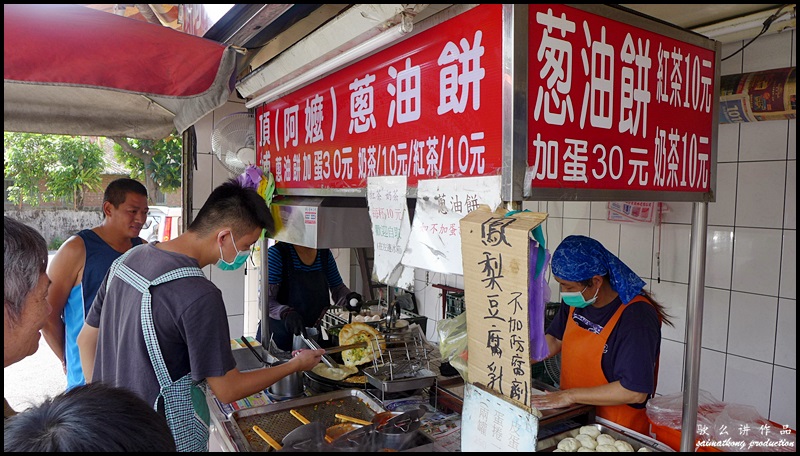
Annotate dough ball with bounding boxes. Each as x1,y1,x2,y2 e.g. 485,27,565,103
575,434,597,450
614,440,634,452
595,444,619,452
577,447,594,452
553,449,565,452
579,426,601,439
637,447,652,452
596,434,616,446
557,437,582,452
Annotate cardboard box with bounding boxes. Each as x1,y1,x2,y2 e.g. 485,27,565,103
460,205,547,411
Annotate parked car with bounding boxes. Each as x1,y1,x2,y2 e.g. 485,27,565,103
140,206,182,243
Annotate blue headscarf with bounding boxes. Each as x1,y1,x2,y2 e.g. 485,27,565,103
551,235,646,304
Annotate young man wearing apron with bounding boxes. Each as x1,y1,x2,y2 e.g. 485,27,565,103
78,179,323,452
530,235,674,435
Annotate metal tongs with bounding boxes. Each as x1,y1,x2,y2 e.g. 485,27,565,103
300,333,340,369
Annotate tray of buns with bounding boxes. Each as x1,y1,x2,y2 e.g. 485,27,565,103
536,422,672,452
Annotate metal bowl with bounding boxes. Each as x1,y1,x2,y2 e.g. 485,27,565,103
267,360,305,399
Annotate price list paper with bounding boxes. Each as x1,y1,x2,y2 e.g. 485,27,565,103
461,382,539,452
366,176,414,290
402,175,502,275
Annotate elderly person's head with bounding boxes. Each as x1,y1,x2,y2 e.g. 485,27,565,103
4,216,51,367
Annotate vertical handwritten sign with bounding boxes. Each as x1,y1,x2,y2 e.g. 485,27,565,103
366,176,414,290
402,175,502,275
460,205,547,410
461,382,539,452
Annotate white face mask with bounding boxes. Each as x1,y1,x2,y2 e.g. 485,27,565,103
215,231,250,271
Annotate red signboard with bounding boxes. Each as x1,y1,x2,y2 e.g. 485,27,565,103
528,5,716,193
255,4,504,190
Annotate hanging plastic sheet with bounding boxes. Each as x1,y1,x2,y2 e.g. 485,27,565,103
527,225,551,362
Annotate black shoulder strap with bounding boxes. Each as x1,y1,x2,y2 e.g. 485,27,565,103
275,242,292,281
322,248,331,270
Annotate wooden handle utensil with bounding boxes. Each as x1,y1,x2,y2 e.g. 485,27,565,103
252,425,282,451
334,413,372,426
290,409,333,443
289,409,310,424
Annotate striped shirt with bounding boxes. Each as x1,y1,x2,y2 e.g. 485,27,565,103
267,244,344,288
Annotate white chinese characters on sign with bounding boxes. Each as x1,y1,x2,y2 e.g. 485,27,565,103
255,6,500,190
529,6,714,193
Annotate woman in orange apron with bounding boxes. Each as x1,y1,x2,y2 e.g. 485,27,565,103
530,235,674,435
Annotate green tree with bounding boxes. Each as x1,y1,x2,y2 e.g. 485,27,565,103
4,132,54,208
4,133,105,210
111,132,182,203
47,136,104,210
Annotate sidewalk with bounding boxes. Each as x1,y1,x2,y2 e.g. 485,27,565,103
4,337,66,412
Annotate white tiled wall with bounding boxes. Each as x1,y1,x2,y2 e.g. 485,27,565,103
192,29,796,431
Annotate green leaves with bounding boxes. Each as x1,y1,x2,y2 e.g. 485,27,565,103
5,133,105,209
4,132,52,208
5,131,182,208
47,136,104,210
111,132,182,200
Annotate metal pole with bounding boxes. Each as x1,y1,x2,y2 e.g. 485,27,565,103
680,201,708,451
261,237,271,352
181,126,195,229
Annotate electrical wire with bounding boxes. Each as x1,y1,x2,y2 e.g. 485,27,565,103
720,5,793,62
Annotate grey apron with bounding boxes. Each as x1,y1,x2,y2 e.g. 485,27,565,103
108,253,210,452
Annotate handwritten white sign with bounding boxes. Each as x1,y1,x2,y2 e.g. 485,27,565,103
461,382,539,452
367,176,414,290
402,175,502,275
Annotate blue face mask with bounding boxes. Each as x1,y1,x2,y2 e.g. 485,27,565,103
561,285,599,308
215,231,250,271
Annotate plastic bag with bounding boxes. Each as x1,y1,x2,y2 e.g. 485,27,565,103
705,403,796,452
646,389,724,430
647,390,796,452
436,312,469,382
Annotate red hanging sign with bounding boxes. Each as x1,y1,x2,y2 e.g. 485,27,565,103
255,4,504,190
527,5,717,193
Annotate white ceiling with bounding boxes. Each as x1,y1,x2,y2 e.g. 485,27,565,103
621,3,794,43
621,4,783,30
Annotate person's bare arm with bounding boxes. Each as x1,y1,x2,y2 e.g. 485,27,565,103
41,236,85,371
76,323,100,383
530,380,648,410
205,349,323,404
546,333,562,358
